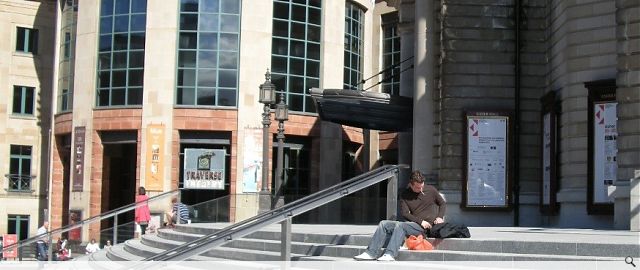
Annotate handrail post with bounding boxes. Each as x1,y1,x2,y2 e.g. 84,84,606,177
280,217,291,261
47,234,53,261
113,214,118,245
387,170,398,220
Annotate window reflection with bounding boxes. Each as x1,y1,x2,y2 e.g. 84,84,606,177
271,0,321,113
177,0,240,107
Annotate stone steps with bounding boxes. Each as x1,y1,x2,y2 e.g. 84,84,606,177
88,224,629,262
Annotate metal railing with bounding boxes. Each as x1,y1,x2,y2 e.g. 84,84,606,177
143,164,400,262
1,188,181,261
5,174,34,192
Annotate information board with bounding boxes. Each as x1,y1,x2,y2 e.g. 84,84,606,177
586,79,616,215
593,102,617,203
465,113,510,208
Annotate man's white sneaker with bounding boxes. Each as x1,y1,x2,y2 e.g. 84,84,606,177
353,252,376,261
376,254,395,261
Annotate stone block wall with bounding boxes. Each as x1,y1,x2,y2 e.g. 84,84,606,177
549,0,618,228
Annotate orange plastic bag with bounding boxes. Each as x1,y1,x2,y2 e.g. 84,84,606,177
405,234,433,251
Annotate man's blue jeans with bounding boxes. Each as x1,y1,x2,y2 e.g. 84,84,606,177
36,241,47,260
364,220,424,258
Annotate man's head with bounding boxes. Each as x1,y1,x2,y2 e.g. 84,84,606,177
171,197,178,204
409,170,425,193
43,221,49,228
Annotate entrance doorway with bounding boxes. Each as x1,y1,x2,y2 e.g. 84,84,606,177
272,136,311,223
178,131,231,204
57,135,71,236
101,140,137,241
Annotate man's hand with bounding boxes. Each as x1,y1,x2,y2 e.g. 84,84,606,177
434,217,445,224
421,220,432,229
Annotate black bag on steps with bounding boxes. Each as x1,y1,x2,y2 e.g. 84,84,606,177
426,222,471,238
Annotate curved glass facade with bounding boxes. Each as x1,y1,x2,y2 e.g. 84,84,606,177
58,0,78,113
381,12,400,96
176,0,241,107
343,2,363,90
271,0,321,113
97,0,147,107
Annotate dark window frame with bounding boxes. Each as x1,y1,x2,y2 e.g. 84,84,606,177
8,145,33,192
12,86,35,116
175,0,242,107
96,0,147,107
270,0,322,113
16,27,38,54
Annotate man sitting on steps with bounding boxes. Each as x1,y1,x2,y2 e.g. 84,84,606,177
165,197,189,227
354,170,446,261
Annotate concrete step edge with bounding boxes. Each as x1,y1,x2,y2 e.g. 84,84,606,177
106,244,143,261
208,246,349,261
124,239,165,259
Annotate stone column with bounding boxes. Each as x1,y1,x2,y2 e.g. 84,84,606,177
616,0,640,230
412,0,435,175
397,1,415,191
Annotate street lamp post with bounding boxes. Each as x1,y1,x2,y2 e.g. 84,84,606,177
258,70,276,212
274,93,288,208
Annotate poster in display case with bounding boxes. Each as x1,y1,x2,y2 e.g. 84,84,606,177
586,79,616,215
463,112,512,209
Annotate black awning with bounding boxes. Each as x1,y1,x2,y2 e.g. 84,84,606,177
309,88,412,132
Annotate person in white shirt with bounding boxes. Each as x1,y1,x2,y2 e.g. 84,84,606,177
36,221,49,260
85,238,100,254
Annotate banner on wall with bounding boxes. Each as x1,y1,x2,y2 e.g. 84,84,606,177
593,102,617,204
242,127,263,193
72,126,86,192
145,124,165,191
183,148,226,190
465,113,509,208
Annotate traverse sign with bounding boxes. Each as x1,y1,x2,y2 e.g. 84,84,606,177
183,148,226,190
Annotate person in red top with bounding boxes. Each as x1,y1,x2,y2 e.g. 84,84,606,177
135,186,151,235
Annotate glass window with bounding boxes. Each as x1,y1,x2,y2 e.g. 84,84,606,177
97,0,147,107
198,33,217,50
176,0,241,107
64,32,71,59
115,0,130,14
9,145,32,191
270,0,321,113
8,215,30,240
181,0,198,12
130,14,146,32
220,0,239,14
201,0,219,13
15,27,38,54
344,2,363,90
381,12,400,95
131,0,147,12
12,86,35,115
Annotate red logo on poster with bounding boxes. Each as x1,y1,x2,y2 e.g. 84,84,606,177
2,234,18,258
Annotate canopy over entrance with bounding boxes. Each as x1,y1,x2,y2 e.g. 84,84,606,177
309,88,412,132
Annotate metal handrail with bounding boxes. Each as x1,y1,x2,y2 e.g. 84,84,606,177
142,164,400,262
4,174,35,192
1,188,182,260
